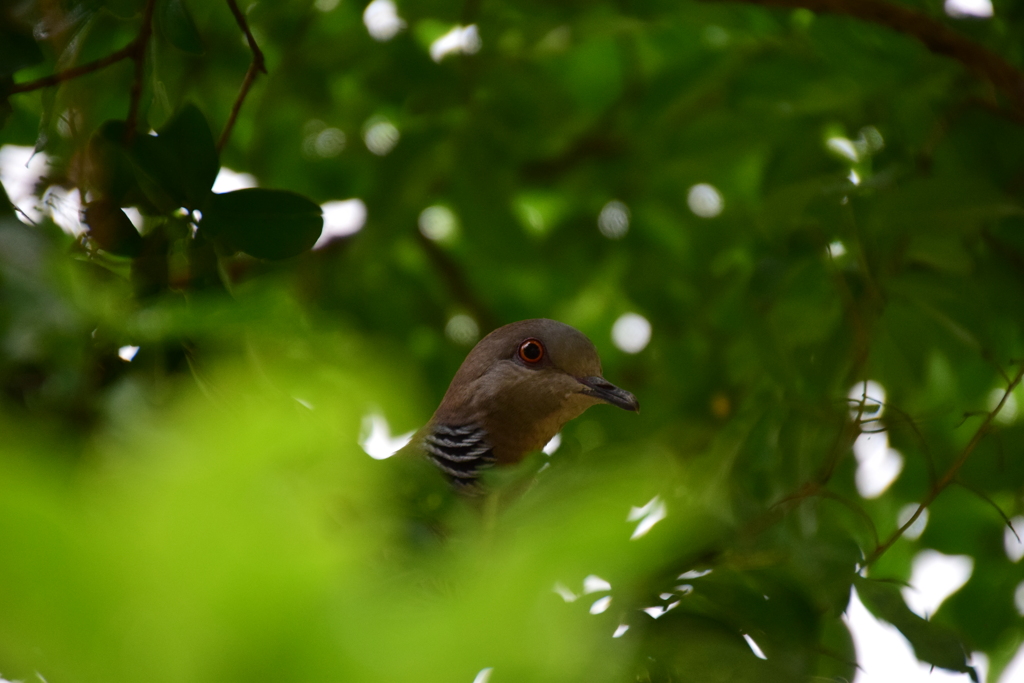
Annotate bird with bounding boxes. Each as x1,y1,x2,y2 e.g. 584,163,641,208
408,318,639,493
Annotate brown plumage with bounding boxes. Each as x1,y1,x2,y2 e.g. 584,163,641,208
410,319,639,492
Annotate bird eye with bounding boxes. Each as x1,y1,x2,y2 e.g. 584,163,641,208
518,339,544,363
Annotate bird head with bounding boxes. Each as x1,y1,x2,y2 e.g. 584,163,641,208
430,319,639,467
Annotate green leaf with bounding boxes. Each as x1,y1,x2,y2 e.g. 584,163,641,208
199,188,323,260
157,0,205,54
131,103,219,211
815,617,857,683
855,577,978,681
84,198,143,257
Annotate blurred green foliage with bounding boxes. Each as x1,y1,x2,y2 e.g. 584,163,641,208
1,0,1024,681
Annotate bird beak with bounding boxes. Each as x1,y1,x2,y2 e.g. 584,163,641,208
577,376,640,413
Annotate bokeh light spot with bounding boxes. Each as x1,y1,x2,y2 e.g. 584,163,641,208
945,0,993,18
826,136,860,163
686,183,723,218
445,314,479,346
827,240,847,259
1005,516,1024,562
542,432,561,455
430,25,481,62
743,634,768,660
43,186,84,236
363,118,400,156
124,207,144,231
589,596,612,614
315,199,367,248
902,550,973,618
419,205,458,242
0,145,48,223
679,569,711,580
213,167,257,193
583,575,611,594
848,380,886,420
612,313,651,354
359,413,414,460
553,582,578,602
897,504,929,541
628,495,667,539
363,0,405,41
643,601,679,619
988,387,1019,424
597,200,629,239
860,126,885,154
853,431,903,499
314,128,346,157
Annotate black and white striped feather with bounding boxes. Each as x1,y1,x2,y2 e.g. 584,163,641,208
423,423,495,491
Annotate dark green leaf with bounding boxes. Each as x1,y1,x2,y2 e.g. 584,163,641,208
84,198,143,257
200,188,322,260
157,0,205,54
0,25,44,79
131,103,219,211
855,577,978,681
815,617,857,683
86,121,137,203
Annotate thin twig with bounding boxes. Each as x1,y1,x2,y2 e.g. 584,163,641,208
764,481,880,547
817,382,870,483
769,480,822,512
699,0,1024,117
9,46,136,94
10,0,157,102
820,490,881,548
415,230,499,334
218,0,268,152
955,410,989,429
954,480,1020,542
125,0,158,142
10,0,157,144
867,363,1024,565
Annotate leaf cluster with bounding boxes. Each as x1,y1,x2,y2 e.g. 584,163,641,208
1,0,1024,681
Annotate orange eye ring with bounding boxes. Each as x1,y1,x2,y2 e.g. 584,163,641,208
518,338,544,363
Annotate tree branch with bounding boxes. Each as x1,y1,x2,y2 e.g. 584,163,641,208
125,0,158,142
415,230,498,334
700,0,1024,117
9,46,135,95
10,0,158,107
218,0,268,152
867,363,1024,565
